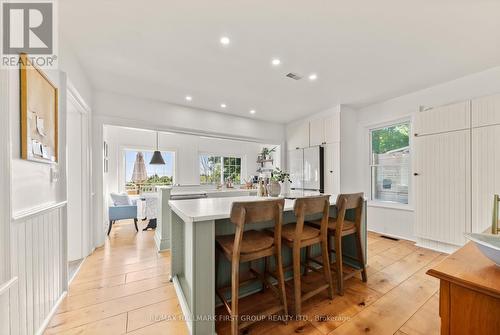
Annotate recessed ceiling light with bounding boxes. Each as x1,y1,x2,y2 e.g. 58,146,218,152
220,36,230,45
185,96,192,101
220,103,227,108
308,73,318,81
249,109,256,115
271,58,281,66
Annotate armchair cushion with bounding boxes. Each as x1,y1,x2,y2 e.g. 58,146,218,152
110,192,132,206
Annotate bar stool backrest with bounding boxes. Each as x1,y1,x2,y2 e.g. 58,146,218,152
294,195,331,239
335,193,364,231
230,199,285,256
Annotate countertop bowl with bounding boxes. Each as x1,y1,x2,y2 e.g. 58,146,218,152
464,233,500,266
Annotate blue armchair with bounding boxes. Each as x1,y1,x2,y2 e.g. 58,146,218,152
108,194,138,235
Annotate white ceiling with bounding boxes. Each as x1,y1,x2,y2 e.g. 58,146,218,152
60,0,500,123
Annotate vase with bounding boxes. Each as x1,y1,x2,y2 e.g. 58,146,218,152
267,181,281,197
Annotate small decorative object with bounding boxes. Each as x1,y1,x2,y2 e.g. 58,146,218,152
269,168,291,197
20,53,58,163
260,146,277,160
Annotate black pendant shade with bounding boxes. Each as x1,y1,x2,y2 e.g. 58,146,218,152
150,131,166,165
150,150,165,165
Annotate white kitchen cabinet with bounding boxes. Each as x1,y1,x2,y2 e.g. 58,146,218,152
414,129,471,246
472,124,500,233
324,113,340,143
287,122,309,150
323,143,340,195
472,93,500,128
414,101,470,136
309,117,325,146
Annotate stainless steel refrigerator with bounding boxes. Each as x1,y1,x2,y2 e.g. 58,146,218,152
288,146,324,193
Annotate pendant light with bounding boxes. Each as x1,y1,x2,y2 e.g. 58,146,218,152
150,131,165,165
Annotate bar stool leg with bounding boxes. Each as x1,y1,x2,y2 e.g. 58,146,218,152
334,234,344,295
321,237,334,300
355,229,367,282
274,249,288,324
231,258,240,335
292,243,302,315
303,246,312,276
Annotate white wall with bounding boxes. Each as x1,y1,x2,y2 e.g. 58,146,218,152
3,38,94,334
104,126,274,193
355,65,500,244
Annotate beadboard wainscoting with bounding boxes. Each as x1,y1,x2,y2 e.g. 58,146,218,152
10,202,68,335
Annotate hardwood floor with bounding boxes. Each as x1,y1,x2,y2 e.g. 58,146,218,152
44,220,188,335
45,220,443,335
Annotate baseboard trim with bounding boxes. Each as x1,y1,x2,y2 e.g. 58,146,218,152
35,290,67,335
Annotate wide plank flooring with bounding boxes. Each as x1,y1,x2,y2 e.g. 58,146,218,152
45,220,443,335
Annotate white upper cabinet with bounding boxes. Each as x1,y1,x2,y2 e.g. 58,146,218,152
472,93,500,128
324,113,340,143
287,122,309,150
414,101,470,136
309,117,325,146
307,112,341,147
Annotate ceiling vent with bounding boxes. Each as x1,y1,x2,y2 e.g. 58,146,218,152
286,72,302,80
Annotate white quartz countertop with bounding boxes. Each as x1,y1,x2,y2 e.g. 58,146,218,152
171,188,257,196
169,194,339,223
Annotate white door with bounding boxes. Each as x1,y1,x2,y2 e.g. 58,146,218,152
67,94,91,261
414,130,471,246
288,149,304,189
472,124,500,233
324,143,340,195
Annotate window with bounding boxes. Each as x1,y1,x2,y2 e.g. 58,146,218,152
124,150,174,193
200,154,241,184
370,122,410,205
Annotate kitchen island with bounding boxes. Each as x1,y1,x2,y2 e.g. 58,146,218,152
168,195,367,335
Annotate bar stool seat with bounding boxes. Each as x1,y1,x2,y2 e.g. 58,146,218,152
308,218,356,236
216,230,274,255
269,223,320,243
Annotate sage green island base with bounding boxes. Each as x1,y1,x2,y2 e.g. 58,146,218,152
169,196,366,335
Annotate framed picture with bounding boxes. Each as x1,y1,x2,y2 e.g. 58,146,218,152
20,53,59,163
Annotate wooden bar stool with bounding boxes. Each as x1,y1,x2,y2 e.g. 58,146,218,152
270,195,334,315
215,199,288,335
308,193,367,295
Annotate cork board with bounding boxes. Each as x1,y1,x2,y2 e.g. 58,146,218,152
20,53,59,163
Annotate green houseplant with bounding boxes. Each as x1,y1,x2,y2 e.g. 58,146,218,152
268,168,291,197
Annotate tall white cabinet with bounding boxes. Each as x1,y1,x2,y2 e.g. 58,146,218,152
414,94,500,249
472,93,500,234
286,109,341,195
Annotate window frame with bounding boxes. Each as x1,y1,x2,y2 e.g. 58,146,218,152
367,118,413,210
199,153,244,185
120,145,177,192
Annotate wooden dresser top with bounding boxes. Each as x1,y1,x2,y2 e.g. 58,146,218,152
427,242,500,298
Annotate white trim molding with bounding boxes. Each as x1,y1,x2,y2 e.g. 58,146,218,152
12,201,68,223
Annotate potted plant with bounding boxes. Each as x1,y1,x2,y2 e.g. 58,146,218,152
260,146,277,160
268,167,291,197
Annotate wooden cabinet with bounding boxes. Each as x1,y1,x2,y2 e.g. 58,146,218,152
427,243,500,335
414,101,470,136
287,122,309,150
472,93,500,127
323,143,340,195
